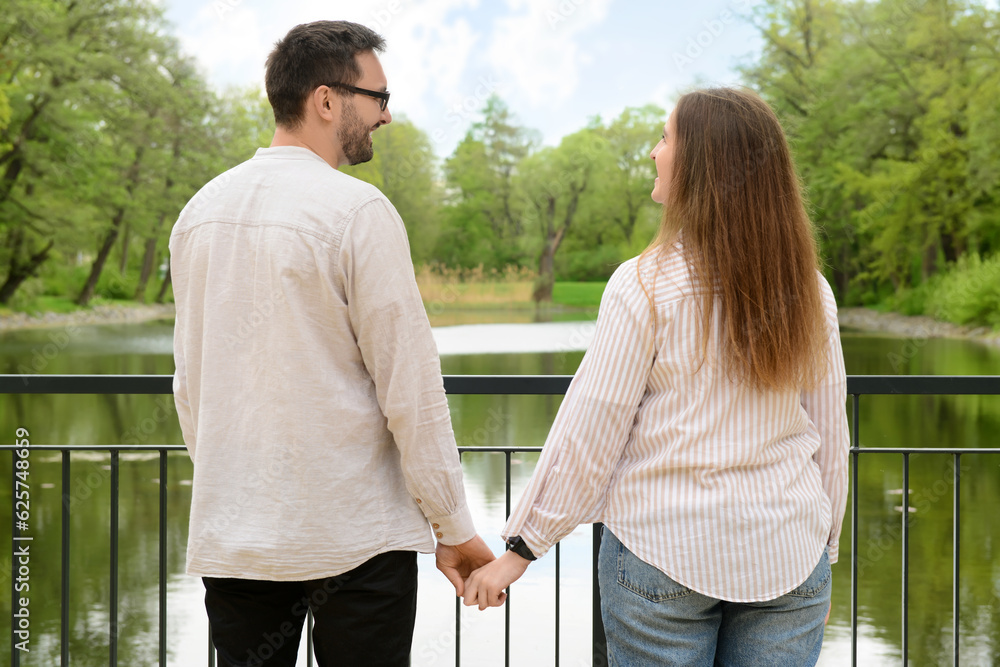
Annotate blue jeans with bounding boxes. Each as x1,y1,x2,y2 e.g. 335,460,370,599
598,529,830,667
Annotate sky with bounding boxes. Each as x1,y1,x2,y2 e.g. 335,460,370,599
156,0,765,157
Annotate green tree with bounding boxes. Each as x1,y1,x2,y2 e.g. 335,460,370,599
517,128,611,302
437,96,539,270
344,117,441,264
744,0,1000,304
0,0,172,305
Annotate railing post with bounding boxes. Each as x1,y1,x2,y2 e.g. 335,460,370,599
11,449,22,667
850,394,859,667
110,450,119,667
62,450,71,666
953,453,961,666
901,453,910,664
159,450,168,667
593,523,606,667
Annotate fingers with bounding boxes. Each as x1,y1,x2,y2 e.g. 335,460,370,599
461,581,506,610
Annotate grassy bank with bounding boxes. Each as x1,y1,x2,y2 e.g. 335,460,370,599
415,265,607,310
0,275,609,325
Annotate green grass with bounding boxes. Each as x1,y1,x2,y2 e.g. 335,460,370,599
10,296,82,315
552,281,607,308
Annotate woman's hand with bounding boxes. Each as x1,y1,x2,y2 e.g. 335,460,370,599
462,550,532,610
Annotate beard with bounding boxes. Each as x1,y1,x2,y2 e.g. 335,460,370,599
338,100,374,165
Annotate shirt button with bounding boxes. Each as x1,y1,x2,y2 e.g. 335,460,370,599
432,523,440,529
436,532,443,539
415,499,422,504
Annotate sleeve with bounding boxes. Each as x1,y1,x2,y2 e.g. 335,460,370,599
338,197,476,546
501,261,656,558
168,242,197,459
800,274,850,564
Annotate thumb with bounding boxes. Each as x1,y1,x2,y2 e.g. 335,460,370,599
442,567,465,597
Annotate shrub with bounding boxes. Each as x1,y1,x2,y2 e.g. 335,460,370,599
924,254,1000,328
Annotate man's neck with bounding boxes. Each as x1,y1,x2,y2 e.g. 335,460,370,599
270,126,344,169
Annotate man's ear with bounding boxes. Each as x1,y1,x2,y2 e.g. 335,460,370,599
311,86,337,122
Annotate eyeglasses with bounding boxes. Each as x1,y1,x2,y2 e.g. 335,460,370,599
326,82,390,111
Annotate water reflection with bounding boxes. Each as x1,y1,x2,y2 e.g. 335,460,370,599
0,320,998,664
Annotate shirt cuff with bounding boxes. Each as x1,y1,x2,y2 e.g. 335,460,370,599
500,524,552,560
827,541,839,564
424,504,476,546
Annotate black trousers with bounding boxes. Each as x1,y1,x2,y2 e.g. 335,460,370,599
203,550,418,667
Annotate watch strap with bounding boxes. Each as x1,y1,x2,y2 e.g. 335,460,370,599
506,535,537,561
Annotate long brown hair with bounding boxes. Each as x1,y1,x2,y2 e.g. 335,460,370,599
642,87,826,391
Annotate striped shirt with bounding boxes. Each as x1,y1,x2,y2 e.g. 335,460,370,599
502,243,849,602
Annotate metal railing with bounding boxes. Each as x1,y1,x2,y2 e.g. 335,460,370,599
2,373,1000,666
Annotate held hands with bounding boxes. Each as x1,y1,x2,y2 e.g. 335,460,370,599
462,549,531,610
436,535,496,597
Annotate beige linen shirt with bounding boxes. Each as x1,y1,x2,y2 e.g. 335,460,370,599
170,146,475,581
503,244,849,602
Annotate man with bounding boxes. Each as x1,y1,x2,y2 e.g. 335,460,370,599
169,21,495,667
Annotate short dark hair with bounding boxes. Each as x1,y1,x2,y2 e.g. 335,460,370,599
265,21,386,129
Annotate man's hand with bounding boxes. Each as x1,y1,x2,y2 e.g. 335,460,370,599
463,549,531,610
436,535,496,597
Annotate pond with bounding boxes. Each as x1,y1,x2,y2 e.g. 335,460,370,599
0,313,998,666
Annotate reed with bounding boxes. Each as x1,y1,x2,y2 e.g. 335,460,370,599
415,264,536,307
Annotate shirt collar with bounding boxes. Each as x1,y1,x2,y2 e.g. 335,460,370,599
252,146,329,165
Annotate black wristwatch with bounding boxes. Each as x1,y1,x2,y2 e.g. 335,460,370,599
506,536,537,561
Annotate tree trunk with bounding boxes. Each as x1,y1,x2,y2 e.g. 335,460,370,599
155,264,171,304
0,230,54,304
533,243,557,302
77,209,125,306
532,195,558,303
118,222,131,273
139,136,180,303
77,147,145,306
134,235,159,303
532,185,583,303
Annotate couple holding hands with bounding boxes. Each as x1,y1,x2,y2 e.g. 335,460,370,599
170,20,847,667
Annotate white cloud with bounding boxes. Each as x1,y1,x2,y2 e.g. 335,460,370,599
174,1,269,86
170,0,483,136
487,0,614,107
377,2,481,126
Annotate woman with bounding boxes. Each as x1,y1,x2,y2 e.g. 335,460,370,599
463,87,849,666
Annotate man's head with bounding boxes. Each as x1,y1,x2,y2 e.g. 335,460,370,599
266,21,391,166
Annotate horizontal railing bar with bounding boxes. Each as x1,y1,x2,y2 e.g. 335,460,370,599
3,444,998,455
849,447,1000,454
0,374,172,394
0,445,186,451
4,374,1000,395
847,375,1000,394
458,446,542,453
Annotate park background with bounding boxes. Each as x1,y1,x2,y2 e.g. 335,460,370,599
0,0,999,323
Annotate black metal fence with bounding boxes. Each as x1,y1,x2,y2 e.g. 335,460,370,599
2,373,999,666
